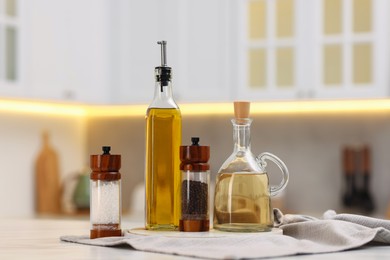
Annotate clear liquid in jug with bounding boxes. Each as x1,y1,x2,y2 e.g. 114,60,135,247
213,172,273,232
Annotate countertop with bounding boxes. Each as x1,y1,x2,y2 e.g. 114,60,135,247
0,217,389,259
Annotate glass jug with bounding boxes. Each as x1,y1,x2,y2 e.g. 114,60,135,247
213,101,289,232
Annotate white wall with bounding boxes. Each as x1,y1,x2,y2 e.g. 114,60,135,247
3,109,389,218
0,111,86,217
87,112,390,218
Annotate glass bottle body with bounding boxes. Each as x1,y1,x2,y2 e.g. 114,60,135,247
90,179,122,238
213,119,273,232
145,79,182,230
180,170,210,231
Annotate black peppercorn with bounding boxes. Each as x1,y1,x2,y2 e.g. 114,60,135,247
179,137,210,232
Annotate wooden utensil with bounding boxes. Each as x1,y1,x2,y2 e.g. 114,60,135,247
35,131,62,214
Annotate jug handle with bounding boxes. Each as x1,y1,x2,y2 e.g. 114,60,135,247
256,152,289,197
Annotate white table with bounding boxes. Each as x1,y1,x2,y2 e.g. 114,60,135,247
0,217,389,259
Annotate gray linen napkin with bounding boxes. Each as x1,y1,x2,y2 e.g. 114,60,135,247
274,209,390,244
61,210,390,259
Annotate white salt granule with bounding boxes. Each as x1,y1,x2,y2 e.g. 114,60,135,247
91,180,121,224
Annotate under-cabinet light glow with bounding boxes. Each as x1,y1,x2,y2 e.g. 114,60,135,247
85,105,147,117
82,99,390,116
0,99,86,116
2,98,390,117
250,99,390,115
183,100,390,115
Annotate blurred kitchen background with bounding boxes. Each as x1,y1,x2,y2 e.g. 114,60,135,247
1,0,390,219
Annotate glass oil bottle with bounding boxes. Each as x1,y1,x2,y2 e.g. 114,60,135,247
213,101,289,232
145,41,182,230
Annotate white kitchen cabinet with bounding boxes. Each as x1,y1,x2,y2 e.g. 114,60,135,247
0,0,233,104
235,0,390,101
108,0,186,104
26,0,110,103
235,0,299,101
110,0,232,104
173,0,231,103
0,0,26,97
2,0,389,104
0,0,110,103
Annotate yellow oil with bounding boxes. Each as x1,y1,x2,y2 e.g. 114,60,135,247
213,172,273,232
145,108,181,230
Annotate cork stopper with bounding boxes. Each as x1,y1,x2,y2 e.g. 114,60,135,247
234,101,250,119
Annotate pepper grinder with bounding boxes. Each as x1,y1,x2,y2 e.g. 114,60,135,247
90,146,122,239
180,137,210,232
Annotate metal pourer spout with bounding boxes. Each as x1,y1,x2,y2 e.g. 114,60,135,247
157,41,167,67
156,41,171,90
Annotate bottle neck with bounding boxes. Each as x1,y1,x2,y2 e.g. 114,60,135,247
154,80,173,99
149,80,178,109
232,118,252,152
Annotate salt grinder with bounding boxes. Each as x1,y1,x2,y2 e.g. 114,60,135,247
180,137,210,232
90,146,122,239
